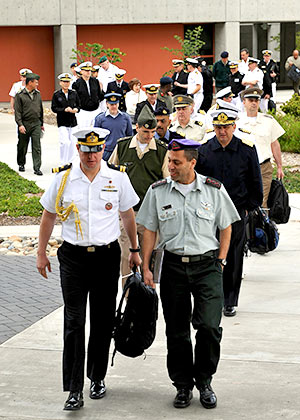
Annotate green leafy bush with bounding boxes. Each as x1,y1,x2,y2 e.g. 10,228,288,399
0,162,44,217
271,113,300,153
281,94,300,117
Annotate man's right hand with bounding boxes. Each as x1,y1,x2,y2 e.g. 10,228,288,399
19,125,26,134
37,254,52,279
143,267,155,289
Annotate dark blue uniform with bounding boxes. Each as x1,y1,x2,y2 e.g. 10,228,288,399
196,135,263,307
106,80,130,112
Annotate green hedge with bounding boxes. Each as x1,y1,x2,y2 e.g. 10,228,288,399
0,162,44,217
272,113,300,153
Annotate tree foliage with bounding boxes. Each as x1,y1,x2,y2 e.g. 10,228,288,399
161,26,205,59
70,42,126,64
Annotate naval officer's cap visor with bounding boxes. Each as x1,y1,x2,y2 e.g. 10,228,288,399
79,144,104,152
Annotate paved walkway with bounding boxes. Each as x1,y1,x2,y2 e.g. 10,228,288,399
1,102,300,419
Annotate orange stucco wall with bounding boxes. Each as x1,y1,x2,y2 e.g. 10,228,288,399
77,24,184,84
2,26,54,102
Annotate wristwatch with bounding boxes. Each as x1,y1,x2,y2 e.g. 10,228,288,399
216,258,227,267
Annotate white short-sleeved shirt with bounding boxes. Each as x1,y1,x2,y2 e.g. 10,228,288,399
97,63,119,92
40,160,139,246
187,69,203,94
237,112,285,162
242,68,264,90
9,81,24,97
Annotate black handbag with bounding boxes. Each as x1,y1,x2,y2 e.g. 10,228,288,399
267,179,291,224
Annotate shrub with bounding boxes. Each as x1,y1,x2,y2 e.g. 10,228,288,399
272,113,300,153
281,94,300,118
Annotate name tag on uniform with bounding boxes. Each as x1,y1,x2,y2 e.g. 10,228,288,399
234,78,240,82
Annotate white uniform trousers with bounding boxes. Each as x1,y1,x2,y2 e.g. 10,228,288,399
58,126,77,164
193,92,204,113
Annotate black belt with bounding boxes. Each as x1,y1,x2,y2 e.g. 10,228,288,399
260,158,271,165
63,240,118,253
164,249,217,264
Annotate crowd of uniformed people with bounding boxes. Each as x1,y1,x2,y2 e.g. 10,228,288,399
9,47,289,412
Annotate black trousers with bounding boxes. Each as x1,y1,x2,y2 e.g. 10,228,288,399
200,94,213,112
160,252,223,390
223,213,247,307
57,240,120,392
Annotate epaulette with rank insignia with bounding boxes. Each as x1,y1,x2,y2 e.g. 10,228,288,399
152,179,167,189
195,120,203,126
205,176,222,189
206,128,214,133
238,127,251,134
52,163,72,173
263,114,273,119
198,109,206,115
117,136,132,143
241,138,254,147
107,163,127,172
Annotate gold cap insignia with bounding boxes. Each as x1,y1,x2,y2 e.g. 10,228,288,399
163,109,167,114
217,113,228,122
254,91,258,95
145,123,149,128
178,96,183,102
111,96,117,101
86,132,98,143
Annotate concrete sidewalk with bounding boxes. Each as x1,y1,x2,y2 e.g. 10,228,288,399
0,219,300,419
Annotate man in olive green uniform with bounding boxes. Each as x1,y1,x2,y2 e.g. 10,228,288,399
137,138,240,411
109,106,169,284
14,73,44,175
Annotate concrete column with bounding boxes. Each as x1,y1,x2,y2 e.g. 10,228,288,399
252,24,258,58
215,22,240,61
53,25,77,90
268,23,280,62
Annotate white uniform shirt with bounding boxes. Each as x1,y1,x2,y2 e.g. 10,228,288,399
40,160,139,246
237,112,285,163
242,67,264,89
170,118,206,142
238,59,249,75
9,81,24,97
97,63,119,92
187,69,203,95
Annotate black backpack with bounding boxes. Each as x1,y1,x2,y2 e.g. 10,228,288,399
111,269,158,365
267,179,291,224
246,207,279,255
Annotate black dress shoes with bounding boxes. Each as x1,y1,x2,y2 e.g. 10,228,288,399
34,170,43,176
173,388,193,408
199,384,217,409
63,391,84,411
90,380,106,399
223,306,236,317
19,165,25,172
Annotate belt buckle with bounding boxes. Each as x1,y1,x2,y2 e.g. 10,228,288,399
181,256,190,263
87,246,96,253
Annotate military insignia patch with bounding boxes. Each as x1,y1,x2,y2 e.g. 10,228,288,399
205,177,222,189
52,163,72,173
152,179,167,189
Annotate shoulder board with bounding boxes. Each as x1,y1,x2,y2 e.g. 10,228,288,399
195,120,203,127
155,139,168,148
52,163,72,174
206,128,214,133
117,136,133,143
263,113,273,119
198,109,206,115
238,127,251,134
209,104,215,111
241,138,254,147
107,163,127,173
152,179,167,189
200,139,208,145
183,70,188,73
205,177,222,189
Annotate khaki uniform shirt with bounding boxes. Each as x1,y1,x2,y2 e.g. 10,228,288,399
136,174,240,255
170,118,205,142
237,112,285,163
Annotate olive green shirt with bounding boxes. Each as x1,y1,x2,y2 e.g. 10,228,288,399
157,89,173,113
14,88,43,128
136,173,240,255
